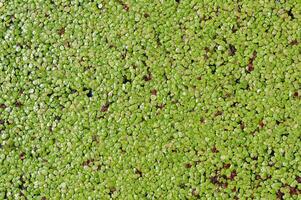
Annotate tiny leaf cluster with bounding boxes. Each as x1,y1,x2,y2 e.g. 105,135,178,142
0,0,300,199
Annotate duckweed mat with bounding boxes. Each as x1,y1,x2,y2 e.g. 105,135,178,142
0,0,301,199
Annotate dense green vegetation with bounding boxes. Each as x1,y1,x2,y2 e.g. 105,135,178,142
0,0,300,199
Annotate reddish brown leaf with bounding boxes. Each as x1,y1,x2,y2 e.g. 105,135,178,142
123,4,129,11
290,39,299,45
58,27,65,36
15,101,23,108
191,188,200,197
247,63,254,72
232,26,238,33
259,120,265,128
19,152,25,160
101,104,109,112
82,159,94,167
0,103,7,109
211,146,219,153
223,163,231,169
293,91,299,97
143,73,152,81
151,89,157,96
276,190,284,200
200,117,206,124
289,186,298,195
252,156,258,160
210,176,219,184
229,170,237,180
214,111,223,117
229,44,236,56
185,163,192,168
240,122,245,130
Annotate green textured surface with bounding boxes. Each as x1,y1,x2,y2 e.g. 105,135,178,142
0,0,301,199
